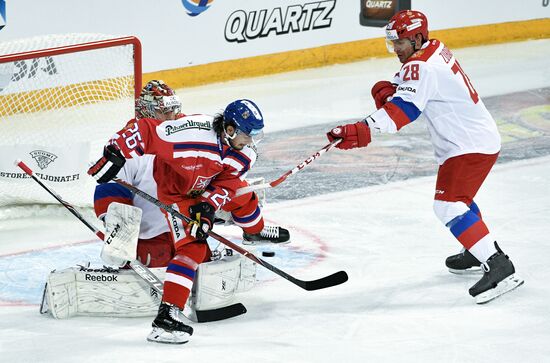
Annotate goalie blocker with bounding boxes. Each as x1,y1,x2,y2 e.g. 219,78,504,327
41,253,256,321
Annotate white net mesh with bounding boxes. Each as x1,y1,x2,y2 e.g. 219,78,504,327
0,34,138,219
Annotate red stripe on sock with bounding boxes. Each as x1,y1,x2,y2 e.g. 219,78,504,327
457,219,490,249
163,281,191,309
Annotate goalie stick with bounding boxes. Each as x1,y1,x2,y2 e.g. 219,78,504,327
113,177,348,291
235,138,341,196
15,159,164,294
16,160,247,323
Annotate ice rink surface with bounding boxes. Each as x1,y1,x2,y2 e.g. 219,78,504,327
0,39,549,362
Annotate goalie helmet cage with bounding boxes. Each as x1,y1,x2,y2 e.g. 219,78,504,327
0,34,142,219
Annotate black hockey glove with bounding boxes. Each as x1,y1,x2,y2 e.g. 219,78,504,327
186,202,215,240
88,144,126,184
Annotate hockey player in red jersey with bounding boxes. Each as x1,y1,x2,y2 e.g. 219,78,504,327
93,81,289,268
89,92,276,344
326,10,523,304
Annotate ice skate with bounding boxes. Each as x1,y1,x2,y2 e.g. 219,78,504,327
469,243,524,304
445,248,481,274
243,225,290,245
147,302,193,344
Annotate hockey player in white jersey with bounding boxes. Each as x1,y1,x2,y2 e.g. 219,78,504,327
326,10,523,304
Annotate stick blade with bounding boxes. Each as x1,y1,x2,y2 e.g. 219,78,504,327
303,271,348,291
195,303,247,323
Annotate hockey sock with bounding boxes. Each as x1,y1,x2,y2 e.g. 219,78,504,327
163,259,196,309
446,210,497,262
469,200,482,219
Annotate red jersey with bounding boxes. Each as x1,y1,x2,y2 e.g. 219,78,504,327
109,114,257,210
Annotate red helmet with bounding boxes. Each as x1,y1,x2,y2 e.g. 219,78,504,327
135,80,181,119
385,10,429,43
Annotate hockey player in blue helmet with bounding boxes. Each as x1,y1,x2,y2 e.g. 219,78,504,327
214,99,265,150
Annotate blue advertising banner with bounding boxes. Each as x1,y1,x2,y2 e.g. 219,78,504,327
0,0,6,31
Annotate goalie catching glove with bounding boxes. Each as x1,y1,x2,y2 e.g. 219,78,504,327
327,121,372,150
186,202,215,240
88,144,126,184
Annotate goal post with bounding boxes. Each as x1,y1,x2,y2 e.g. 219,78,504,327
0,34,142,218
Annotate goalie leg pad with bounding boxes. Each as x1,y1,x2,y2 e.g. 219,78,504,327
237,255,257,293
183,254,256,322
101,202,142,267
42,265,165,319
189,255,241,311
41,268,78,319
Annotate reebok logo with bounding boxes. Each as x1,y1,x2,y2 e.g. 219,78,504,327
78,265,118,273
85,273,118,282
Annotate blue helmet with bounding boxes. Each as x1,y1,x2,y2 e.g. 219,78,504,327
223,99,264,136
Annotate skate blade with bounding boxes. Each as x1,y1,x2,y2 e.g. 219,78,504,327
147,327,191,345
475,274,524,304
242,239,291,246
448,267,482,275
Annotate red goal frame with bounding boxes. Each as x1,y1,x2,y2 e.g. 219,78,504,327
0,36,143,98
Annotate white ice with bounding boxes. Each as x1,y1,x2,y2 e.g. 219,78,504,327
0,40,549,362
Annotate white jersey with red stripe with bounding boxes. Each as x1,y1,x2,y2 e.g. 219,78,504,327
118,156,169,239
368,39,501,165
109,113,257,210
93,155,168,239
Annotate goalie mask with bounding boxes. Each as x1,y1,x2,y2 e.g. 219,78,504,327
135,80,182,119
222,99,265,147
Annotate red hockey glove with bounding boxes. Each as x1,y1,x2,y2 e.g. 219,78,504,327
326,122,371,150
186,202,215,240
88,145,126,184
371,81,396,109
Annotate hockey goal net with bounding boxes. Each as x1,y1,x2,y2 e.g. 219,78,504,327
0,34,141,219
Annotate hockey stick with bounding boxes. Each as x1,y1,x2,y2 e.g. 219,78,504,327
15,160,164,294
17,160,246,322
113,177,348,291
235,138,342,196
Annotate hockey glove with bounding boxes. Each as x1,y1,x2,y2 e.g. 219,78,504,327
371,80,396,109
186,202,215,240
326,121,372,150
88,144,126,184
